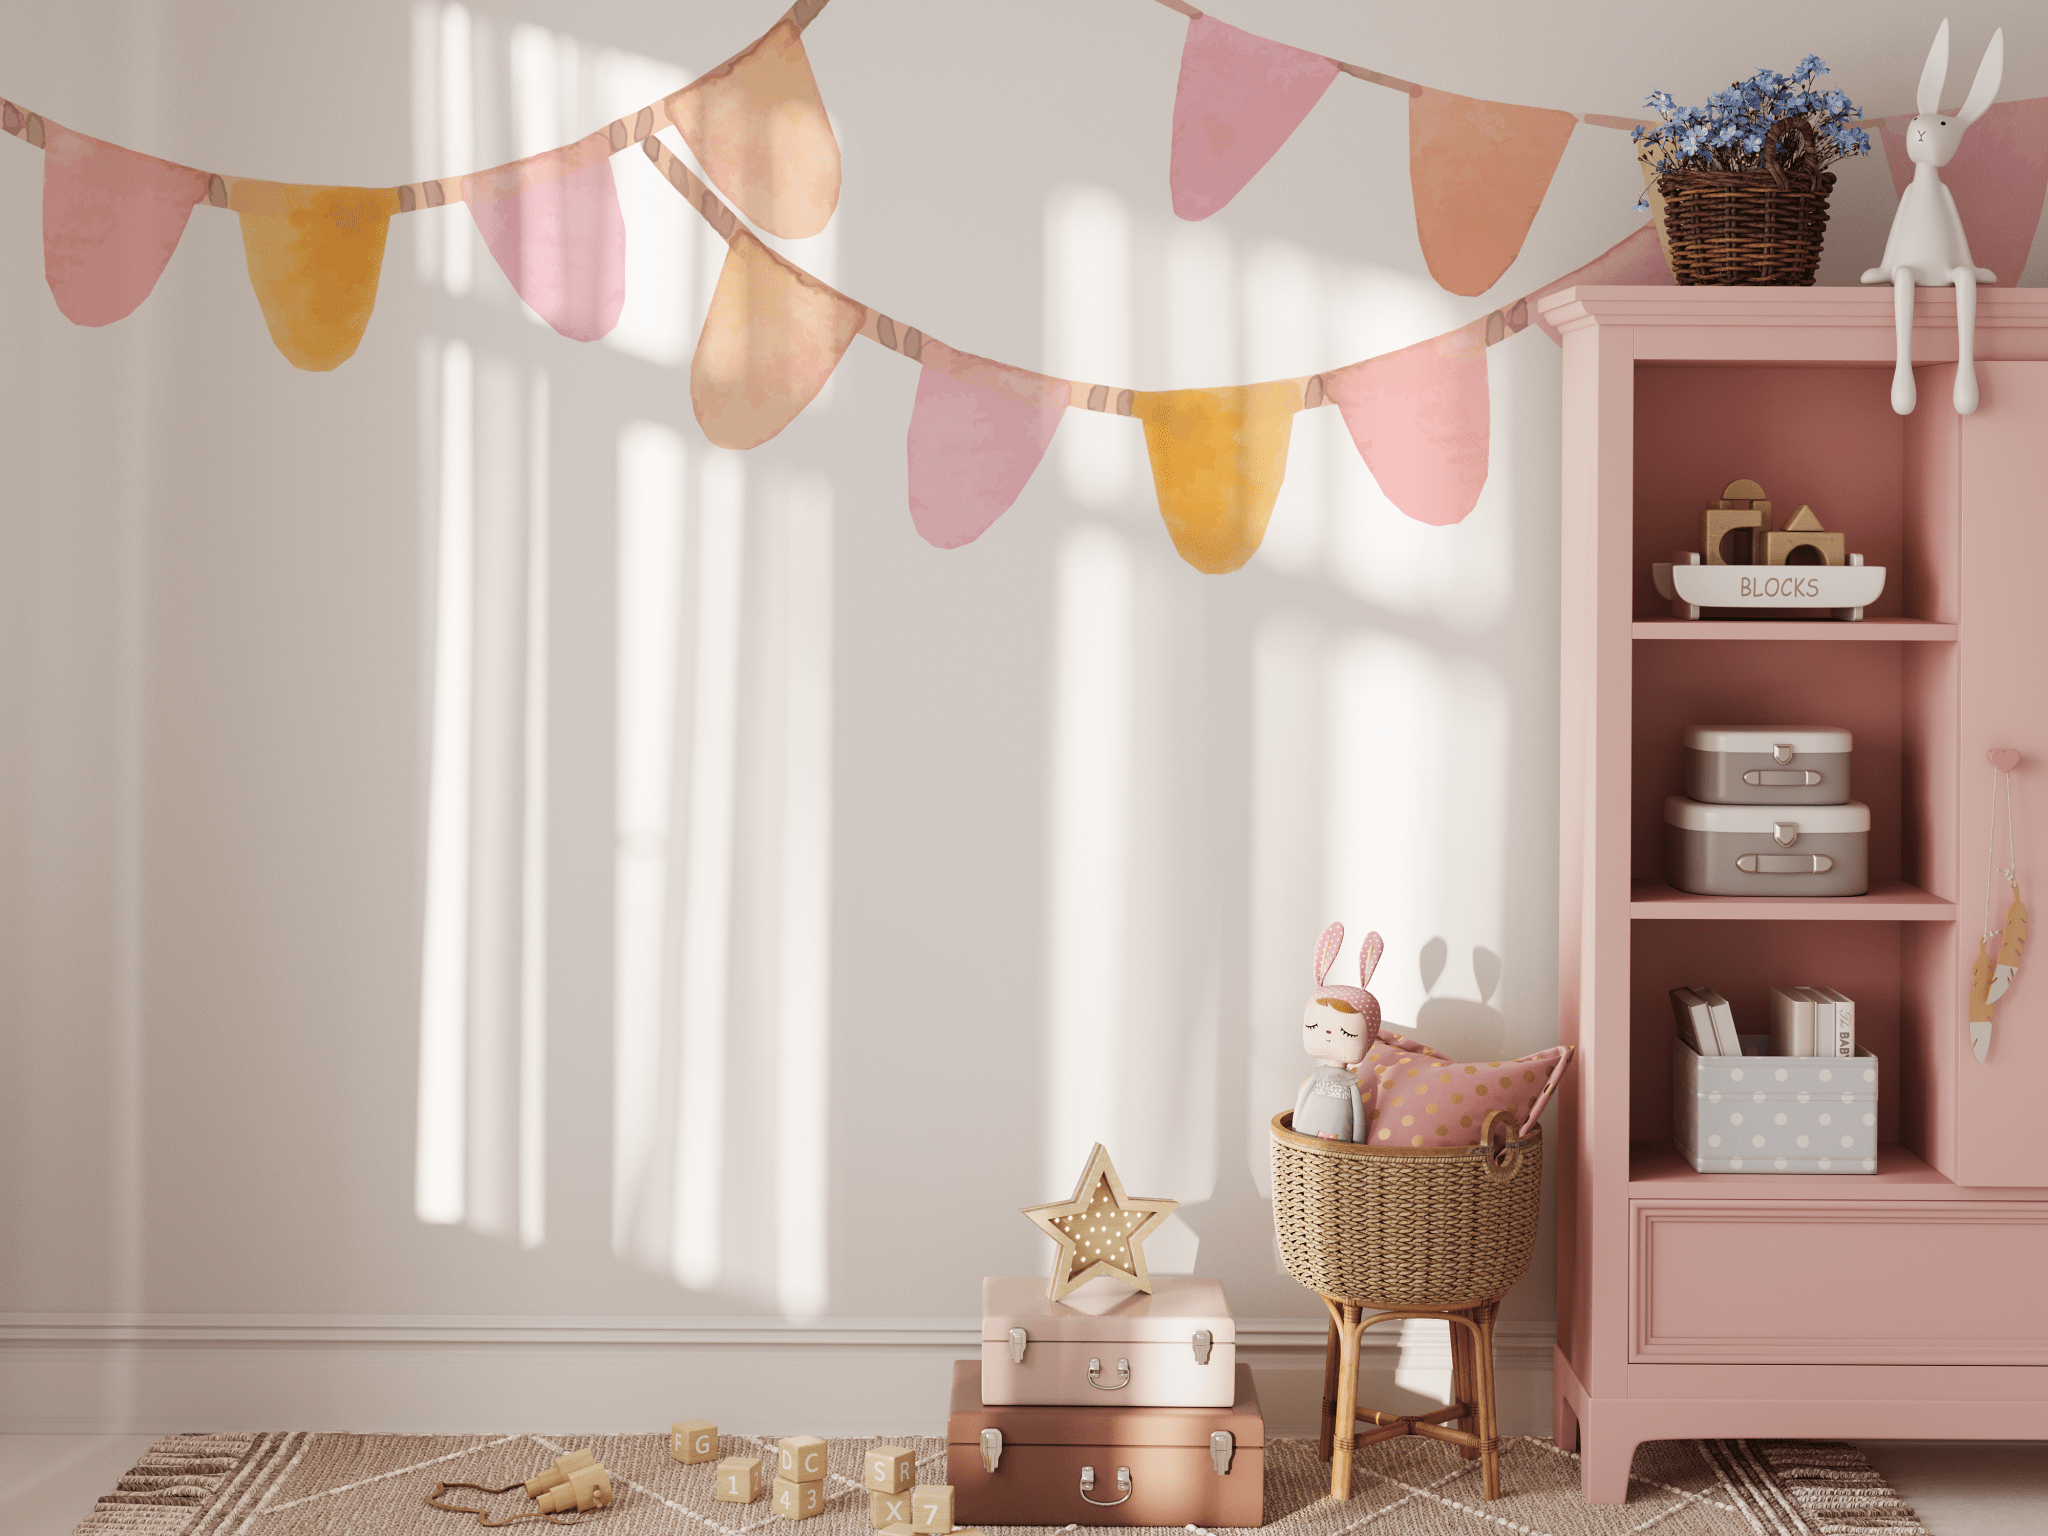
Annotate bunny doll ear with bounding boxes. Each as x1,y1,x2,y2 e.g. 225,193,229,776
1314,922,1345,986
1356,931,1385,988
1918,19,1950,117
1958,28,2003,127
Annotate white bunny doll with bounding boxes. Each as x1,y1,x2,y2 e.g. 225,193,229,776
1862,20,2004,416
1292,922,1384,1142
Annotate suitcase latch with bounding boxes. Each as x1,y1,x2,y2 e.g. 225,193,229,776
979,1429,1002,1474
1087,1357,1131,1391
1771,821,1799,847
1008,1328,1027,1363
1078,1466,1132,1506
1210,1431,1235,1475
1772,743,1795,765
1192,1329,1213,1365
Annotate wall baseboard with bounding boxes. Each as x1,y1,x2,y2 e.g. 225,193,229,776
0,1315,1557,1438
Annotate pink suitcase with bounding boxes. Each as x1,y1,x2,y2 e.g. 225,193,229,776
946,1359,1264,1528
980,1275,1237,1407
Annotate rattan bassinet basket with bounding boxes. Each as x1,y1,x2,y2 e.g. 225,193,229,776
1270,1109,1543,1311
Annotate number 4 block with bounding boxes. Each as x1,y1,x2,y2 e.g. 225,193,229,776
772,1477,825,1521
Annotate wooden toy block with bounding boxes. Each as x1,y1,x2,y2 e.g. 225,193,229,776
1762,529,1845,565
772,1476,826,1520
778,1435,829,1484
672,1419,718,1464
879,1525,915,1536
1702,503,1765,564
911,1484,954,1533
716,1457,764,1504
864,1445,916,1495
1722,477,1767,502
870,1490,915,1527
1783,503,1825,531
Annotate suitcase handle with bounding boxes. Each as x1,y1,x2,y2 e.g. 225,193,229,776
1087,1357,1131,1391
1078,1466,1132,1506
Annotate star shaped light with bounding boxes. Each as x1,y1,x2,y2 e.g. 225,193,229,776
1021,1143,1179,1303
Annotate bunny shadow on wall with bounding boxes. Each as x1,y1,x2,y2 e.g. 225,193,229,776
1411,938,1511,1061
1862,20,2004,416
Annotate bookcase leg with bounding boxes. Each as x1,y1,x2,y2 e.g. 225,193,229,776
1551,1371,1579,1454
1577,1417,1639,1506
1318,1318,1339,1463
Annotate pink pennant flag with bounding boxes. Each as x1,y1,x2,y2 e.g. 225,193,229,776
1321,321,1490,527
907,340,1066,549
1409,87,1579,296
1528,224,1674,343
1170,14,1339,220
1878,97,2048,284
464,133,625,342
41,121,212,327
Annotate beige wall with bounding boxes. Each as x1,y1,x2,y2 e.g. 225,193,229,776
2,0,2039,1434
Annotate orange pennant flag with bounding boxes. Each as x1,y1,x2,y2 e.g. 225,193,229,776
665,17,841,241
1130,382,1299,574
691,229,864,450
1409,87,1576,297
230,181,401,371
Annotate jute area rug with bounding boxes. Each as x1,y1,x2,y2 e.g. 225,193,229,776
73,1431,1924,1536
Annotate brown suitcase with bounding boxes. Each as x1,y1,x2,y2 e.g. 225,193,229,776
944,1359,1264,1528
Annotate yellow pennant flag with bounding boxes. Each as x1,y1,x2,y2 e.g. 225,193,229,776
691,230,864,450
230,181,401,371
1130,381,1299,573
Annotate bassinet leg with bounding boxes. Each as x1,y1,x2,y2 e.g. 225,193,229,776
1448,1309,1478,1460
1472,1300,1502,1502
1319,1318,1340,1463
1329,1301,1363,1501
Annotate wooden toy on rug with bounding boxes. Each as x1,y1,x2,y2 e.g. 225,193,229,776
1019,1142,1178,1302
537,1464,614,1516
1292,921,1383,1142
772,1477,826,1520
524,1449,598,1500
716,1457,763,1503
1862,20,2006,415
428,1448,616,1526
870,1490,914,1527
777,1435,828,1483
911,1484,954,1533
864,1445,915,1494
671,1420,718,1464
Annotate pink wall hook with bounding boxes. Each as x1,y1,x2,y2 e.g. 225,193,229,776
1988,748,2021,772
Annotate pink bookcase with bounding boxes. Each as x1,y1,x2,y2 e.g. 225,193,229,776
1540,288,2048,1503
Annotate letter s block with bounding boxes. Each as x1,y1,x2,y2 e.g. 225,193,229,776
773,1476,825,1520
672,1419,718,1464
864,1445,915,1494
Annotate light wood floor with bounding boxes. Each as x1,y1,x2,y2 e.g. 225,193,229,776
1,1434,2038,1536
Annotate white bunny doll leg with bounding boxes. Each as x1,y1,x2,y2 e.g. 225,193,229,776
1889,272,1917,415
1952,266,1980,415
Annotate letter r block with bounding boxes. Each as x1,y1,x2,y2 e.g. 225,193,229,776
864,1446,915,1495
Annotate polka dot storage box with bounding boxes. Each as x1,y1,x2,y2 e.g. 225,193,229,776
1672,1033,1879,1173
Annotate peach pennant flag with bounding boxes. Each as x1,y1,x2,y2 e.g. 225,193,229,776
229,181,401,371
691,229,864,449
463,133,625,342
1321,321,1489,527
1130,381,1299,573
1528,222,1674,342
40,121,212,327
1877,97,2048,284
1170,14,1339,220
906,340,1067,548
665,15,840,241
1409,86,1577,296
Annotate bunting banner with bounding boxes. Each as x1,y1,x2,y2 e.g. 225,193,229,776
0,0,839,368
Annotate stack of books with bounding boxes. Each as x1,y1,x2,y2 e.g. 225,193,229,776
1765,985,1857,1057
1668,986,1742,1057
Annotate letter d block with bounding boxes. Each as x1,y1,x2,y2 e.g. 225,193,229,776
870,1491,914,1528
772,1476,825,1521
864,1446,915,1495
778,1435,828,1484
912,1485,954,1534
716,1457,763,1503
672,1419,718,1464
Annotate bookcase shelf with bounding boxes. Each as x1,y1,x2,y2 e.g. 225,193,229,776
1629,880,1955,921
1545,287,2048,1503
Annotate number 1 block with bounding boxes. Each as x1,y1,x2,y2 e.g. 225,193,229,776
911,1485,953,1534
672,1420,718,1464
716,1457,763,1503
864,1445,915,1495
773,1476,825,1521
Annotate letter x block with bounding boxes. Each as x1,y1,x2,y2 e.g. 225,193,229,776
912,1485,954,1534
870,1491,914,1528
864,1446,915,1495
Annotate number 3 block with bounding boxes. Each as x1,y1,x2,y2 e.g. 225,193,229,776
864,1445,915,1495
911,1485,953,1534
773,1477,825,1520
716,1457,762,1503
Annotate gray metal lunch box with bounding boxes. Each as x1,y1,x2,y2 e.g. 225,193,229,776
1672,1034,1879,1174
1663,796,1869,896
1682,725,1851,805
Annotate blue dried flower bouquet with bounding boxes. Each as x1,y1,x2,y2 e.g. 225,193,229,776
1634,56,1873,285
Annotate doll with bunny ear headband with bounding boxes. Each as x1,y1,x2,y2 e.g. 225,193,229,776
1293,922,1385,1142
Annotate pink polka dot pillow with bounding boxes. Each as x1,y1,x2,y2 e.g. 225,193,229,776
1367,1045,1574,1148
1349,1028,1449,1116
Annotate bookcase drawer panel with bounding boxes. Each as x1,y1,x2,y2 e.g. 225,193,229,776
1633,1201,2048,1364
